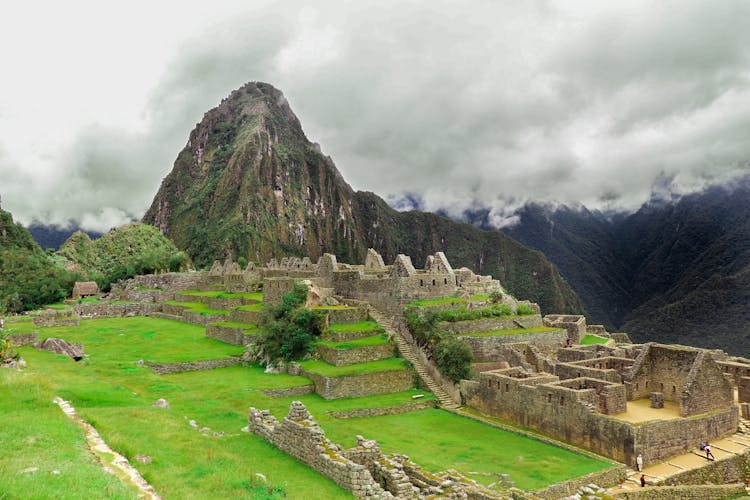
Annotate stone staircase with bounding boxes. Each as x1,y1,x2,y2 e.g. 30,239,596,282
368,307,460,410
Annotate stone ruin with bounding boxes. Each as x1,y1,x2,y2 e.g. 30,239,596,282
36,337,84,361
248,401,506,499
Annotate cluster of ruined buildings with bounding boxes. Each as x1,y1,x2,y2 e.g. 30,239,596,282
108,249,750,475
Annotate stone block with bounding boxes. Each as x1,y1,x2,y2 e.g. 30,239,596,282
650,392,665,408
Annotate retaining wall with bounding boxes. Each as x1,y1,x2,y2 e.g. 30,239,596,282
7,332,38,346
612,484,746,500
440,315,543,335
300,367,414,400
147,357,241,374
317,344,394,366
459,330,567,361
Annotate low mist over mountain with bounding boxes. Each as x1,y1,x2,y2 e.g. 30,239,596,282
498,183,750,355
143,82,583,315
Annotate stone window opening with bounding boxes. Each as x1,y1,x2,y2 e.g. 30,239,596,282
560,396,564,406
419,279,423,286
672,385,676,394
547,394,552,403
432,279,436,286
660,382,664,392
505,383,509,392
444,278,447,284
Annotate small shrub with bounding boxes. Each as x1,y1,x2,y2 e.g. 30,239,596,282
516,303,535,316
489,290,503,303
434,338,474,383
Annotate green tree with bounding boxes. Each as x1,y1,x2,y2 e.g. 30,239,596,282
434,338,474,383
255,283,324,365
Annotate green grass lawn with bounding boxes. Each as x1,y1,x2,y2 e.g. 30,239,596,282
163,301,229,316
316,334,389,350
299,358,410,377
320,409,613,490
0,370,136,499
327,321,382,333
2,315,614,496
580,334,609,345
458,326,560,337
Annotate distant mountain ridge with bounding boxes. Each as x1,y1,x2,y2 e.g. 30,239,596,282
498,183,750,355
143,82,583,315
26,223,102,251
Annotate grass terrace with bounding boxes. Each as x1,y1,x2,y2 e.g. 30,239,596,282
299,358,409,377
458,326,560,338
312,305,353,311
328,321,382,333
406,296,465,307
179,290,263,302
162,300,229,316
0,313,616,497
316,334,389,350
580,334,610,345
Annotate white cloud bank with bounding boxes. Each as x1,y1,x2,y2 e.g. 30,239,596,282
1,0,748,231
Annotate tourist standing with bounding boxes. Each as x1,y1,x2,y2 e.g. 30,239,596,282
705,442,715,460
636,453,643,472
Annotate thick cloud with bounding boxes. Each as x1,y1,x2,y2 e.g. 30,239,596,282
1,0,749,230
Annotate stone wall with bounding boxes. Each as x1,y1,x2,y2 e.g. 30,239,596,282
300,367,414,400
32,310,80,327
611,484,746,500
260,386,314,398
543,314,586,343
248,403,394,499
440,315,543,335
534,466,627,499
555,357,634,384
317,306,369,324
328,400,437,419
74,302,161,318
205,324,257,346
458,330,567,362
229,309,261,323
317,344,394,366
248,401,505,499
461,367,738,467
323,326,385,342
625,344,734,417
739,376,750,403
147,357,241,374
111,272,203,300
7,332,38,346
717,359,750,385
656,447,750,487
181,311,228,326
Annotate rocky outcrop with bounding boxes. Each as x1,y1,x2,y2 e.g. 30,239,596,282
36,338,84,361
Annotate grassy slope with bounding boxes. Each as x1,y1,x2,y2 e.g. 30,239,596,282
0,370,135,499
458,326,559,338
3,316,613,496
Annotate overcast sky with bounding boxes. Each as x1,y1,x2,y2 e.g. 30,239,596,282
1,0,749,231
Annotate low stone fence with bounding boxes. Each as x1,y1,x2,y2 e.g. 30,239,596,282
147,357,241,374
534,466,627,498
317,344,394,366
655,446,750,487
162,304,187,316
440,315,543,335
298,366,414,400
7,332,38,346
611,484,745,500
32,310,80,327
260,386,314,398
329,400,437,419
74,302,161,318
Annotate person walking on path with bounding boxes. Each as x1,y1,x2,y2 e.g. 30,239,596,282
705,442,715,460
636,453,643,472
640,474,646,487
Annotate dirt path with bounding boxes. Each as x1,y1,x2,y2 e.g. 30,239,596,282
53,397,161,500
